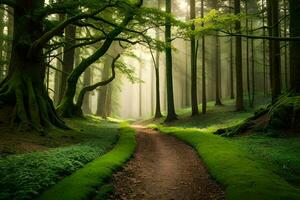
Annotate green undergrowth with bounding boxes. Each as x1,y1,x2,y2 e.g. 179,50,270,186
37,122,136,200
148,98,300,200
0,117,119,200
153,125,300,200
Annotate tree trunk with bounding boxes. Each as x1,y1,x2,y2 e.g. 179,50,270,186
268,0,281,102
0,0,67,132
190,0,199,116
235,0,244,111
58,22,76,103
201,0,207,114
215,34,222,105
289,0,300,93
246,1,251,106
229,0,234,100
164,0,177,122
154,0,163,119
82,67,92,114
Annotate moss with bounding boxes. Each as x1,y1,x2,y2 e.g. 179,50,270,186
269,95,300,129
37,122,136,200
155,126,300,200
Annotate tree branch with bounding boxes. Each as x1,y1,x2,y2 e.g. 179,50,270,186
75,54,120,108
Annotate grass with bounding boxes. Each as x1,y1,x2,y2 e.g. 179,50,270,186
148,99,300,200
0,117,119,200
37,122,136,200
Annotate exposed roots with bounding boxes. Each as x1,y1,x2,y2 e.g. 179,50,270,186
0,74,69,133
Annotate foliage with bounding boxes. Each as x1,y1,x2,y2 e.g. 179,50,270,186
37,122,136,200
0,119,119,200
148,100,300,200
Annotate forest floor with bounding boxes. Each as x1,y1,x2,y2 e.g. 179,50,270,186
109,126,224,200
142,99,300,199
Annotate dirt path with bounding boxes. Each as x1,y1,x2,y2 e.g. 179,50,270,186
109,126,224,200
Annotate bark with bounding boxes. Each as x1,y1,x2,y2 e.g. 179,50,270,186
289,0,300,93
58,22,76,103
262,0,267,96
57,11,138,118
235,0,244,111
164,0,177,122
190,0,199,116
201,0,206,114
96,63,109,118
82,67,92,114
75,55,119,117
268,0,281,102
229,0,234,100
215,35,222,105
0,0,67,132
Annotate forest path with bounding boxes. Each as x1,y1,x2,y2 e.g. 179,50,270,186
109,126,224,200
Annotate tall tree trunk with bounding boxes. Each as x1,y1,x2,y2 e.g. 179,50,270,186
289,0,300,93
246,1,251,106
164,0,177,122
96,58,110,118
139,58,142,118
190,0,199,116
53,13,64,105
262,0,267,96
0,0,67,131
283,0,288,89
82,67,92,114
250,19,255,107
154,0,163,119
58,22,76,103
235,0,244,111
201,0,207,114
267,0,281,102
229,0,234,99
215,35,222,105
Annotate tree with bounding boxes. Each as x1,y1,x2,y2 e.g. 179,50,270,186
289,0,300,93
267,0,281,102
201,0,207,114
56,0,144,117
58,22,76,103
234,0,244,111
164,0,177,122
0,0,143,131
190,0,199,116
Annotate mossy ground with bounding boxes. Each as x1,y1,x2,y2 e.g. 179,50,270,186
148,99,300,200
0,117,120,200
37,122,136,200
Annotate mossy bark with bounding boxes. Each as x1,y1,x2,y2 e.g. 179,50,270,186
0,0,68,132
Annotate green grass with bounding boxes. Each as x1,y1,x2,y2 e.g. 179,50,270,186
37,122,136,200
149,99,300,200
0,118,119,200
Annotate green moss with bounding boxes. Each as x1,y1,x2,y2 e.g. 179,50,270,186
0,119,119,200
156,126,300,200
37,123,136,200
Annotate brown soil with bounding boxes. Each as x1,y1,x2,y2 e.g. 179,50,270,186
109,126,224,200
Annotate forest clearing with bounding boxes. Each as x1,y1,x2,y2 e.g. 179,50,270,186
0,0,300,199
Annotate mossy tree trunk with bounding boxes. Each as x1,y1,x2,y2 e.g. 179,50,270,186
0,0,67,132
